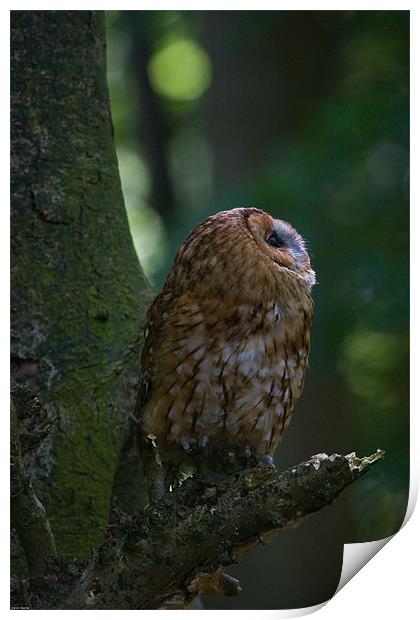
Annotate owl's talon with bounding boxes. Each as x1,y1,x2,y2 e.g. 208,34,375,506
242,447,252,465
225,450,236,465
180,439,191,453
261,454,274,466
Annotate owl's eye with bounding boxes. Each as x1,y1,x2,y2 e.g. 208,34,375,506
266,232,286,249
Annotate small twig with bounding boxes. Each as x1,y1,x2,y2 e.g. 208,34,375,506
11,383,42,421
20,419,56,456
11,384,56,455
10,387,57,579
345,449,385,472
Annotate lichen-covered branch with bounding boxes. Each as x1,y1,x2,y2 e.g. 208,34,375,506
11,387,57,579
61,449,383,609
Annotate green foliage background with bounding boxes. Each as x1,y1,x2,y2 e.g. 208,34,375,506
106,10,409,609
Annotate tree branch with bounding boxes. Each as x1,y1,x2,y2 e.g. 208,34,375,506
10,386,57,580
64,449,384,609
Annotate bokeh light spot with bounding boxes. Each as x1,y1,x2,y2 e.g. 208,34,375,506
339,329,406,409
148,38,212,102
117,147,151,201
126,204,167,280
116,147,166,280
366,142,407,189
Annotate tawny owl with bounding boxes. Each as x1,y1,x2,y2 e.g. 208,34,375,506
137,207,315,482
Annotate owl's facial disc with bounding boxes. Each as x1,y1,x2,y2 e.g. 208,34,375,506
243,209,314,290
267,221,309,269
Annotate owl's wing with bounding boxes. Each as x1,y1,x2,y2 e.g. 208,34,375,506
135,287,182,421
137,288,214,444
135,300,158,422
135,364,151,423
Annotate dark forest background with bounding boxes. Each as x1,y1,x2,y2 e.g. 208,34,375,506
106,11,409,609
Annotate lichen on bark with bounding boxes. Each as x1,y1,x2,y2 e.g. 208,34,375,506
11,10,152,559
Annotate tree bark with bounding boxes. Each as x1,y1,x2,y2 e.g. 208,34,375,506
11,10,152,560
11,386,57,579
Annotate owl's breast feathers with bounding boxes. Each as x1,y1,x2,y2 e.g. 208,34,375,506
140,291,313,458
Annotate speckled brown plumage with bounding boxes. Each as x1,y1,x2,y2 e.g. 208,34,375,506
137,207,315,464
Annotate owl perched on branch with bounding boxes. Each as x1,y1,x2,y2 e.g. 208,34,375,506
137,208,315,494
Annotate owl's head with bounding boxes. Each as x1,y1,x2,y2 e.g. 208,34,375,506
243,207,314,282
171,207,315,303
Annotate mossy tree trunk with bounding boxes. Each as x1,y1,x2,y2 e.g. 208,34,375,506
11,10,152,562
